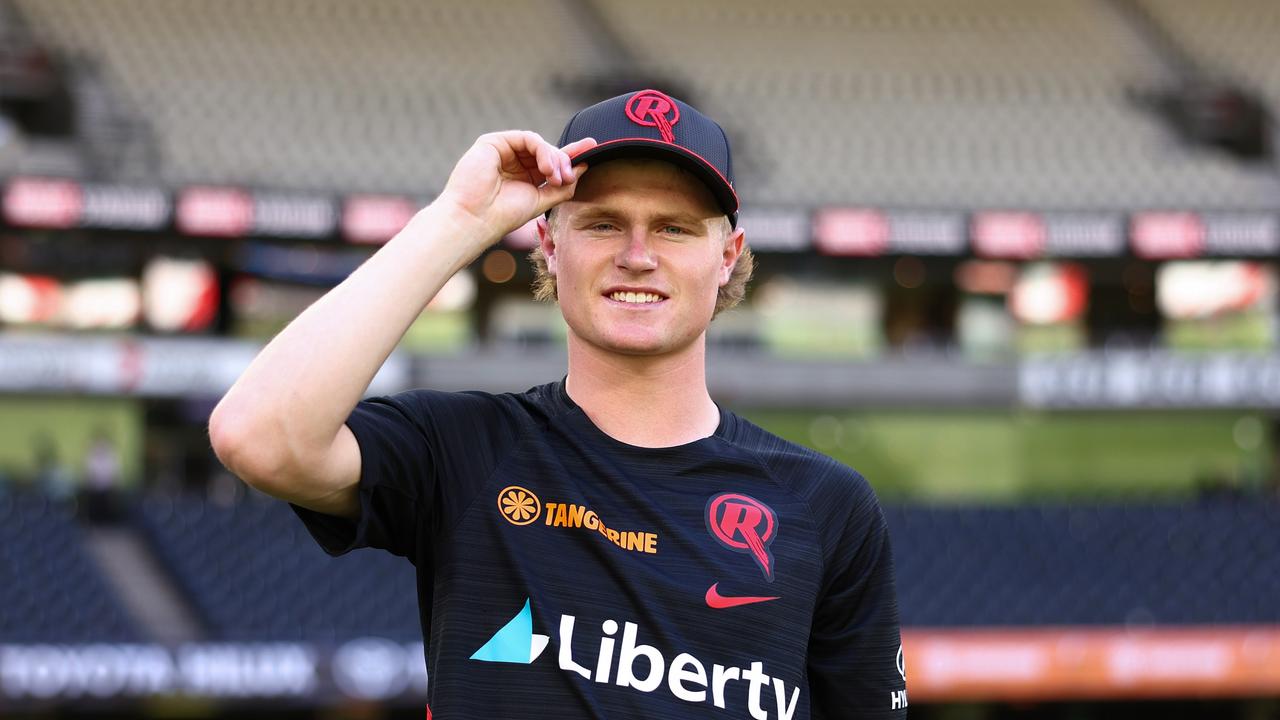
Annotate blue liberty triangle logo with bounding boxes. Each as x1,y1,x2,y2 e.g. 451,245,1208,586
470,599,550,664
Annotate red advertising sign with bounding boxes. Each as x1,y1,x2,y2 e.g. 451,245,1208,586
342,195,417,245
813,208,890,256
176,186,254,237
1131,212,1206,259
2,177,84,229
903,626,1280,702
972,212,1047,259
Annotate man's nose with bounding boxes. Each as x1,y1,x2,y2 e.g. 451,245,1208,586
616,230,658,271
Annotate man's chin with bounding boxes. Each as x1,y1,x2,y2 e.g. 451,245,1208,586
598,336,669,356
576,330,687,358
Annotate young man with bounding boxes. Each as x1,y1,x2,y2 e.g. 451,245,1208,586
210,90,907,718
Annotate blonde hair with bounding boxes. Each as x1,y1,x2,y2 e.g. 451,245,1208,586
528,208,755,317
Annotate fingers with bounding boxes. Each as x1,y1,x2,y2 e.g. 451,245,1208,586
523,131,562,186
513,130,578,188
535,162,590,216
478,131,597,187
561,137,598,160
559,137,596,183
475,130,562,186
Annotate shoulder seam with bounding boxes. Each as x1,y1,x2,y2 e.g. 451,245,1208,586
373,394,424,506
437,393,544,537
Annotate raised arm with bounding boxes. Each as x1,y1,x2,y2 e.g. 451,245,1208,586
208,132,595,519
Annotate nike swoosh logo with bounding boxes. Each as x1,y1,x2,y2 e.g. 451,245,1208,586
705,582,780,609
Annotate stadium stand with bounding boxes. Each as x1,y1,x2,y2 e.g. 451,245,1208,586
8,0,1278,209
888,500,1280,627
1150,0,1280,100
134,494,420,643
592,0,1280,209
0,494,142,643
121,494,1280,639
9,0,593,193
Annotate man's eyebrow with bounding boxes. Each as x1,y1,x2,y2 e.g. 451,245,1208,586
571,206,711,229
652,211,711,228
570,207,624,223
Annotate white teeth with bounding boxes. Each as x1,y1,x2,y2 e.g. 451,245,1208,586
610,291,662,304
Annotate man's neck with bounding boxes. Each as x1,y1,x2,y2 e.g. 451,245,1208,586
564,334,720,448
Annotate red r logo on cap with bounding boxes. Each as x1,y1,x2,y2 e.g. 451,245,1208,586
625,90,680,144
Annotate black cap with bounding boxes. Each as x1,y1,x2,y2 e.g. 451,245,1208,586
557,89,739,227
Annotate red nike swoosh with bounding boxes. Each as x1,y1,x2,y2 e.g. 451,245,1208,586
705,583,780,609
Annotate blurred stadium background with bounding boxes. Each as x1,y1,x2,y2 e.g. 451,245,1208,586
1,0,1279,718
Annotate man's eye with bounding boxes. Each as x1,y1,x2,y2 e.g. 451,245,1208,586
662,226,686,235
590,223,617,232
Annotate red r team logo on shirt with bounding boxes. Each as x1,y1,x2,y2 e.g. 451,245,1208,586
706,493,778,582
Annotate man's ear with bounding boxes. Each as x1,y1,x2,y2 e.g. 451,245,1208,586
536,215,557,276
719,226,745,286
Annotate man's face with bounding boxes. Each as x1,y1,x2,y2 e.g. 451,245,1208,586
538,158,744,357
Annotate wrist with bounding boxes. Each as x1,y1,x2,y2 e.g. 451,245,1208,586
395,197,499,273
427,190,510,242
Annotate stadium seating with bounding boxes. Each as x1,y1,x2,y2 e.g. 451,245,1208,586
129,494,1280,639
8,488,1274,643
10,0,1278,209
0,494,141,643
591,0,1279,209
1150,0,1280,100
887,500,1280,626
134,494,420,642
10,0,589,193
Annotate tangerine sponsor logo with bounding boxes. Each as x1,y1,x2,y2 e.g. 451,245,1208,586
543,501,659,554
497,485,542,526
495,487,660,554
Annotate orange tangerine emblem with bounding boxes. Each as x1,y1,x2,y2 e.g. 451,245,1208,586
497,485,541,526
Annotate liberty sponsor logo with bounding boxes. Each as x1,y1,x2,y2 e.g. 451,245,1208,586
469,599,549,664
497,486,541,526
472,599,801,720
706,493,778,581
496,486,659,554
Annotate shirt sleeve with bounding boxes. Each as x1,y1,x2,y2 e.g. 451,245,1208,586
808,482,908,719
290,389,522,565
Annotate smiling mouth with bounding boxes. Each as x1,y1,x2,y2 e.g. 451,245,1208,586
607,291,665,305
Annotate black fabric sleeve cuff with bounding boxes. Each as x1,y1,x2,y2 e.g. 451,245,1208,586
286,402,402,557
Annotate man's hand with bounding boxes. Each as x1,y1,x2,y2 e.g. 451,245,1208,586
436,131,597,244
211,131,598,517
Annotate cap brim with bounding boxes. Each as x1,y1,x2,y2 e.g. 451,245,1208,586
571,138,739,227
